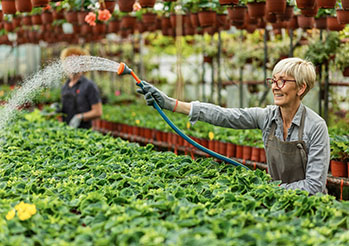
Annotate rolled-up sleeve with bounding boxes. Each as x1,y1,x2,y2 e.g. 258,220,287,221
189,101,266,130
280,120,330,195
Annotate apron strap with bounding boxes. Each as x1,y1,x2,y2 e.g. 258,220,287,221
298,107,306,141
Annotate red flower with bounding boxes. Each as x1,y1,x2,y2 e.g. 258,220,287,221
85,12,96,26
98,9,111,22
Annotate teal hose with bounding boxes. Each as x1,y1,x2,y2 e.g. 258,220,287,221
137,82,248,169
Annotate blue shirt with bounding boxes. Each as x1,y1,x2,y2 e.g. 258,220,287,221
189,102,330,195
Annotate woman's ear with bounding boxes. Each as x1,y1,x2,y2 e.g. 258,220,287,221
297,83,307,97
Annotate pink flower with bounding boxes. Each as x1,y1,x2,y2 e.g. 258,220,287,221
55,2,61,7
115,90,121,96
98,9,111,22
133,2,141,11
85,12,96,26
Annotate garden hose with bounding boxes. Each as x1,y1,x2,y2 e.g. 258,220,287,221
117,63,247,169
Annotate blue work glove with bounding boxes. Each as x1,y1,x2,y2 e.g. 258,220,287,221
136,81,176,111
69,114,82,128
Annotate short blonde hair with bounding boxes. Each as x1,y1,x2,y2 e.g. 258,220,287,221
272,57,316,99
60,46,90,60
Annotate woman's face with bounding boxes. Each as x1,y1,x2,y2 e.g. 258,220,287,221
271,73,302,108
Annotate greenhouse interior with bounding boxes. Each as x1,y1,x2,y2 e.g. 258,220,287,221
1,0,349,245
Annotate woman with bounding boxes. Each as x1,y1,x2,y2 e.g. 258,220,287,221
60,47,102,129
138,57,330,195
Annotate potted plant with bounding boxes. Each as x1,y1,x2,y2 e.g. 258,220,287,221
30,7,43,25
15,0,33,13
197,0,219,27
305,32,340,66
244,0,266,20
330,134,349,177
336,1,349,24
314,8,332,29
335,42,349,77
2,0,17,15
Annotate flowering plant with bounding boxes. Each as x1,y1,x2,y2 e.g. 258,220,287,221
85,9,111,26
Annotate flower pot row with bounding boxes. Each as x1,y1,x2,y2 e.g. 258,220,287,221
93,119,267,164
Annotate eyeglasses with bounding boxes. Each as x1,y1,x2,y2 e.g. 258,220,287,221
266,78,297,89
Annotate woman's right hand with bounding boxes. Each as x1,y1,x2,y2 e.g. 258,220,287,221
136,81,176,111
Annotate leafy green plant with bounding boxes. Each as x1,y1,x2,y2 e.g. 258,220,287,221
335,42,349,70
305,32,340,66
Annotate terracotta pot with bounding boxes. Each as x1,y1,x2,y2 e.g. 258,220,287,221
287,15,299,29
259,148,266,163
42,11,53,24
31,14,42,25
2,0,17,14
226,143,236,158
108,20,120,33
142,12,157,26
77,11,89,25
236,145,243,159
198,11,216,27
31,0,49,7
22,16,32,26
190,13,199,27
297,15,314,29
265,12,277,23
216,14,228,28
203,55,213,64
118,0,135,12
247,2,266,19
315,17,327,29
100,0,116,13
12,17,22,28
92,23,106,34
0,10,2,22
218,142,227,155
139,0,156,8
65,11,78,24
15,0,32,12
343,0,349,10
300,2,319,17
343,67,349,77
219,0,239,5
327,16,345,31
266,0,286,15
4,22,14,32
242,146,252,160
296,0,316,9
199,138,208,148
316,0,336,9
336,9,349,24
53,10,64,20
251,147,260,162
121,16,136,29
330,160,348,177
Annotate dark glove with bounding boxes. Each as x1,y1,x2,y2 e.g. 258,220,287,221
136,81,176,111
69,114,82,128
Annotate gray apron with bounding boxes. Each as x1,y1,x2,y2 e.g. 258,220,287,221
265,108,308,184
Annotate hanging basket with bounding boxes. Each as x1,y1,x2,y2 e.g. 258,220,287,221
343,0,349,10
296,0,316,9
219,0,239,5
266,0,286,15
300,2,319,17
118,0,135,13
15,0,32,13
316,0,336,9
2,0,17,15
315,16,327,29
198,11,216,27
327,16,345,31
31,0,49,8
0,11,3,22
65,11,78,24
41,11,53,24
139,0,156,8
247,2,266,19
336,9,349,24
31,14,43,25
100,0,116,13
297,15,314,29
108,20,120,33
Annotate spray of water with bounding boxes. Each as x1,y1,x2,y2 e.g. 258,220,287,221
0,56,121,135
